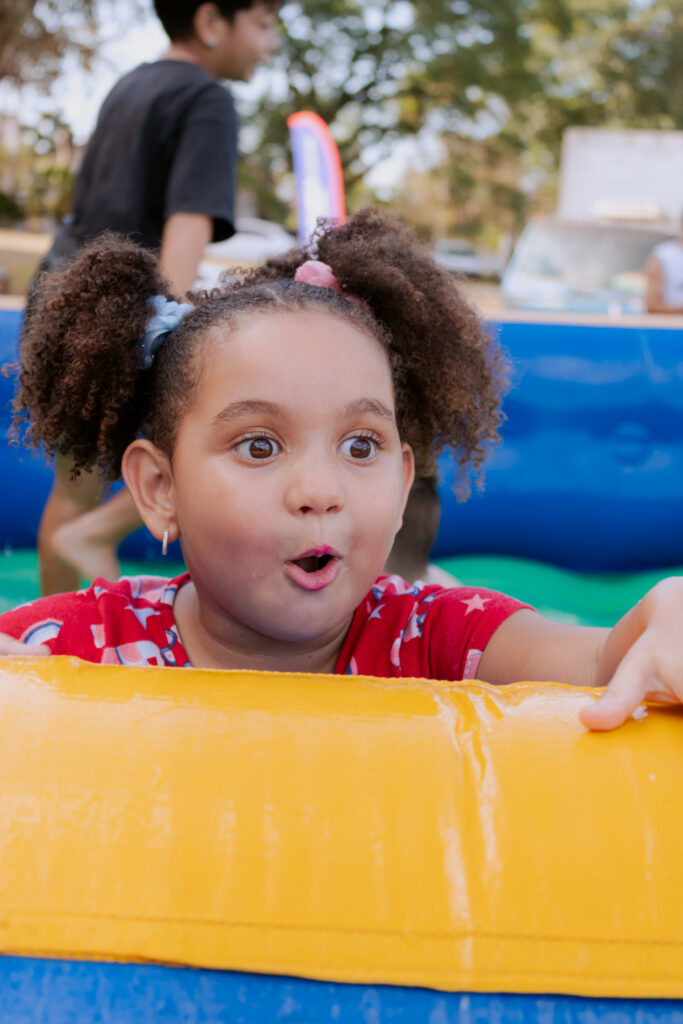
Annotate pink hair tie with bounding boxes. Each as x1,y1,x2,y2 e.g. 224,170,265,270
294,259,368,312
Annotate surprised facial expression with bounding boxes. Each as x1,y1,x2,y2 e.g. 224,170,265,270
167,308,414,648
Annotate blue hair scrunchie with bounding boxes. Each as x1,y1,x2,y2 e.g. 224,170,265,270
137,295,194,370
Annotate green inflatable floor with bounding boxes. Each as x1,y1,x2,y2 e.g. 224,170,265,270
1,548,679,627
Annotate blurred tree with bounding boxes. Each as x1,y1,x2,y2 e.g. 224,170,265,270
0,190,24,225
3,0,682,240
21,114,75,221
0,0,100,89
0,1,144,228
240,0,542,223
0,113,75,226
512,0,683,164
239,0,683,241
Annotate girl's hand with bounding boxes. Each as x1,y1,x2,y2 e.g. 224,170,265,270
580,578,683,730
0,632,49,657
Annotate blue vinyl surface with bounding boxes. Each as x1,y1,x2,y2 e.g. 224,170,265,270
432,318,683,571
2,310,683,571
0,957,681,1024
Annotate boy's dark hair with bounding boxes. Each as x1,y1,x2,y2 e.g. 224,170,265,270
14,209,509,496
154,0,267,39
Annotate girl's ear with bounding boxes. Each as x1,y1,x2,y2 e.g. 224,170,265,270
397,443,416,531
122,440,179,546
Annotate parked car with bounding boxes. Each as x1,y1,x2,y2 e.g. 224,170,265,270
195,218,296,288
433,238,503,279
501,217,675,314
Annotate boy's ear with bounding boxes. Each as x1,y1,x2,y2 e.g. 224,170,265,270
192,2,224,47
122,440,179,546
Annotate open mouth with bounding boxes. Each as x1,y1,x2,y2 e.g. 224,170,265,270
285,548,340,591
292,553,334,574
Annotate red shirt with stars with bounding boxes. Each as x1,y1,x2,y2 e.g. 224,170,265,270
0,573,530,679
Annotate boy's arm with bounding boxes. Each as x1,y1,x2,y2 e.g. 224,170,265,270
160,212,213,297
479,577,683,729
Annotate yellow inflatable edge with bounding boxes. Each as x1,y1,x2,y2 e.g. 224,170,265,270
0,656,681,998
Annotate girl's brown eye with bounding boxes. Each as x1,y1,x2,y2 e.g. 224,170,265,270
342,436,376,459
234,436,281,460
249,438,275,459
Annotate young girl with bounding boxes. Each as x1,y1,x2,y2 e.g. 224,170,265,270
2,209,683,732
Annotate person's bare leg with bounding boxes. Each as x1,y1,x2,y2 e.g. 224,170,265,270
38,455,103,595
51,488,142,586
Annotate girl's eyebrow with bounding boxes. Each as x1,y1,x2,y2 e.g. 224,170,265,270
211,400,286,428
211,397,394,429
345,398,395,422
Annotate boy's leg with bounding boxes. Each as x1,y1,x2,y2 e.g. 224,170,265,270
51,488,143,588
38,455,103,595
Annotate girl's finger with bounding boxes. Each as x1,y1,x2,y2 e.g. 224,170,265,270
579,661,651,731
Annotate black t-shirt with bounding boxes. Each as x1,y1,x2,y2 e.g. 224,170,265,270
51,60,237,258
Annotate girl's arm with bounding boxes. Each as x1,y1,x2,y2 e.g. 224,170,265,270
0,633,49,656
479,577,683,730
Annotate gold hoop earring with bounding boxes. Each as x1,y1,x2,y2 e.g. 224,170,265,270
161,529,169,557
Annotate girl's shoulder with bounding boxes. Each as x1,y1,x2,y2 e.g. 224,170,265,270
337,574,531,680
366,573,520,610
0,573,191,666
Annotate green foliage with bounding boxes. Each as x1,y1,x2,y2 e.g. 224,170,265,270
242,0,541,199
22,162,74,221
0,0,98,88
0,0,145,89
238,0,683,241
4,0,683,241
0,191,24,225
0,112,75,226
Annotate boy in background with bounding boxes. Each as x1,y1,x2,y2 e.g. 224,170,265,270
29,0,280,594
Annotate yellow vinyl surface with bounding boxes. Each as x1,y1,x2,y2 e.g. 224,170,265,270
0,656,681,997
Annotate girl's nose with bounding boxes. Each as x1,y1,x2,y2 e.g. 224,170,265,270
285,456,343,516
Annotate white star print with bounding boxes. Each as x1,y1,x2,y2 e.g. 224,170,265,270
124,603,160,629
461,594,490,615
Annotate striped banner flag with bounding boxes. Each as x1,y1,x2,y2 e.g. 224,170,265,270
287,111,346,244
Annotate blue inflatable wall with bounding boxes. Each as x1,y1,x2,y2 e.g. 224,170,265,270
2,309,683,571
433,318,683,571
1,958,682,1024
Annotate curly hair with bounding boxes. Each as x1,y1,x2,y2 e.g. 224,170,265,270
14,209,509,495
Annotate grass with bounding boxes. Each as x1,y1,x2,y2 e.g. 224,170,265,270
1,548,677,627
